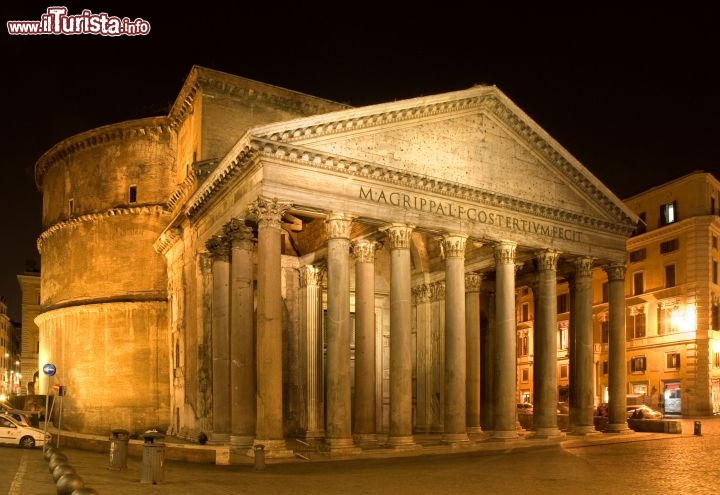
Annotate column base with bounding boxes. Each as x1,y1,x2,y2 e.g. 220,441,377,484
353,433,379,446
490,430,520,441
569,425,602,436
604,423,632,434
532,427,564,439
304,429,325,440
230,434,254,449
441,432,471,445
208,432,230,445
325,437,362,456
247,439,295,459
387,435,422,450
466,426,483,434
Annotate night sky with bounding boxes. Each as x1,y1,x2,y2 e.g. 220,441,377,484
1,4,718,321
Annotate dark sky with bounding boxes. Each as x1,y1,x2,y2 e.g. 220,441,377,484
1,4,718,321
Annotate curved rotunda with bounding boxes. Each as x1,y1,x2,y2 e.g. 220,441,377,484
34,66,637,456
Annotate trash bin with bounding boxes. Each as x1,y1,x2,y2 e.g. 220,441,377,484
108,428,129,470
253,444,265,471
141,431,165,484
694,420,702,436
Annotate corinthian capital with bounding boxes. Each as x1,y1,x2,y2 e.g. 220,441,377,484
247,196,292,229
441,233,468,259
536,249,560,272
604,261,626,281
205,234,230,261
493,240,517,266
379,223,414,249
325,213,354,239
351,239,382,263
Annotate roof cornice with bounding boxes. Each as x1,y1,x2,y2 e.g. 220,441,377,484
34,117,171,189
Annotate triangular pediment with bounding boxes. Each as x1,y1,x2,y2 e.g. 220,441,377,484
248,86,637,234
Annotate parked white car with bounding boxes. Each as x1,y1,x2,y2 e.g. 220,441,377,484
0,414,50,448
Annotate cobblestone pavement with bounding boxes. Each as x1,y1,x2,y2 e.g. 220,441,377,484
2,417,718,495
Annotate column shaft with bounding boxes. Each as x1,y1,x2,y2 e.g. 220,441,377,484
352,240,380,443
206,235,231,443
492,241,519,439
325,214,358,454
533,250,562,438
300,265,325,439
381,224,418,449
570,258,599,435
465,273,482,433
248,197,293,456
226,220,256,448
605,262,630,433
442,234,470,443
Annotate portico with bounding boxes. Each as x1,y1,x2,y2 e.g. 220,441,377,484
157,75,638,458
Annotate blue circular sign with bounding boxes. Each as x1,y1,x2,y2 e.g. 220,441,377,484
42,363,56,376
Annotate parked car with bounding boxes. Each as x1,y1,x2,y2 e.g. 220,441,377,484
627,404,663,419
0,403,31,426
0,414,50,448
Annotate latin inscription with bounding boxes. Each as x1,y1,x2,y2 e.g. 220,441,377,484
359,186,582,242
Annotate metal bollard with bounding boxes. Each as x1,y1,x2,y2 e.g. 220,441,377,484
694,420,702,436
141,431,166,484
253,444,265,471
108,428,130,470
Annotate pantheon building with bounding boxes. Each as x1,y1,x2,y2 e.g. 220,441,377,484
34,66,638,458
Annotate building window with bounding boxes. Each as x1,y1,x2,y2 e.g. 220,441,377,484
633,272,644,295
558,325,568,350
521,368,529,383
712,197,717,216
631,356,646,373
660,238,679,254
628,309,646,339
129,185,137,203
666,352,681,370
659,201,678,226
629,248,647,263
658,305,680,335
713,235,718,250
602,282,608,303
68,198,74,216
601,320,609,343
560,364,568,379
521,302,530,322
713,260,718,285
713,303,720,330
602,361,609,375
517,332,529,357
557,293,568,314
665,264,676,288
714,352,720,368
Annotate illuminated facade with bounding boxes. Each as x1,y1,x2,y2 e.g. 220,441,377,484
34,66,639,455
17,270,40,396
0,298,20,399
518,171,720,417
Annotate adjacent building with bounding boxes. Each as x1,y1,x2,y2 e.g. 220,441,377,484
34,66,640,457
0,298,20,399
17,269,40,396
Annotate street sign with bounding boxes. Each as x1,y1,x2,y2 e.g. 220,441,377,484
43,363,56,376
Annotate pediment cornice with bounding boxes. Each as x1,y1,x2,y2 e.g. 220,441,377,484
251,88,636,229
185,134,635,237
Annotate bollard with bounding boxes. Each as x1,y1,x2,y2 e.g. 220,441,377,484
52,463,76,482
253,444,266,471
49,452,69,473
694,420,702,436
56,472,84,495
141,431,165,484
108,428,130,470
